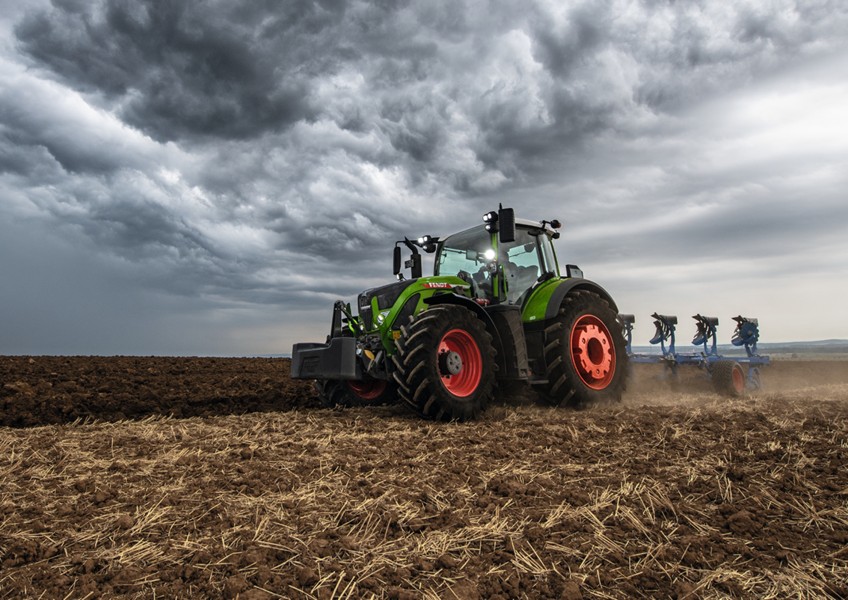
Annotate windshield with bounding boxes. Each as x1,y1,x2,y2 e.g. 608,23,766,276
436,225,558,304
436,227,492,277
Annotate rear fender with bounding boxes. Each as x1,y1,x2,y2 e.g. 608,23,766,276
522,277,619,324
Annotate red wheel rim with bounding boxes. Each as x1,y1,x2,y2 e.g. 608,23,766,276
438,329,483,397
731,365,745,394
348,379,387,401
570,315,616,390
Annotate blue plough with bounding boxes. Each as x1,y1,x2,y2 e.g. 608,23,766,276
618,313,770,396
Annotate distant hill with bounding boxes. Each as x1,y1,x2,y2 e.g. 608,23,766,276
754,339,848,355
631,339,848,355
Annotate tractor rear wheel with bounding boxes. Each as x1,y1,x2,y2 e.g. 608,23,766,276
541,290,627,407
712,360,746,397
315,378,396,407
392,305,496,421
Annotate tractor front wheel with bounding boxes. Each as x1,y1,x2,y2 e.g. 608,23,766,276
542,290,627,407
392,305,496,421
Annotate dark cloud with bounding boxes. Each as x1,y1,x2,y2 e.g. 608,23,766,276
16,0,842,188
0,130,46,177
10,1,601,176
1,121,119,175
15,0,334,141
529,4,607,78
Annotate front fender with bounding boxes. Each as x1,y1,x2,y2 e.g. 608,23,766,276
423,293,509,375
423,292,495,330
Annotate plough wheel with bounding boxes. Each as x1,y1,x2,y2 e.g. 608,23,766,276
712,360,746,397
542,290,628,407
392,305,496,421
315,378,396,407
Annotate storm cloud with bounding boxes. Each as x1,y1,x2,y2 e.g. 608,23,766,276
1,0,847,353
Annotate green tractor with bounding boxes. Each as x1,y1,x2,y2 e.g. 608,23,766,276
291,207,627,420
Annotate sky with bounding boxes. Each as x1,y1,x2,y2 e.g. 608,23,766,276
1,0,847,356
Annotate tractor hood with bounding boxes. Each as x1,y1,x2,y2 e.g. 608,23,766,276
358,279,417,331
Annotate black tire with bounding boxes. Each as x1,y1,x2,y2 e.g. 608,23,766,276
315,378,396,408
712,360,746,397
391,305,496,421
541,290,628,407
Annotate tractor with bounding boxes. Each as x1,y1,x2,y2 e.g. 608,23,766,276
291,207,628,420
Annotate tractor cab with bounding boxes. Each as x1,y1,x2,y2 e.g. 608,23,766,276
434,220,561,306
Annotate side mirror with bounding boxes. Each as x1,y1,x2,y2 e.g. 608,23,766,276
499,207,515,243
393,246,402,276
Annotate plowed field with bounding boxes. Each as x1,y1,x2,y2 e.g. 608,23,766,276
1,356,847,599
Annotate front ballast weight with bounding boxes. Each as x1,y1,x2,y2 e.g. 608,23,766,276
619,313,770,396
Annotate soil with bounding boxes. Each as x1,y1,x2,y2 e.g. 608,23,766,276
1,356,847,598
0,357,317,427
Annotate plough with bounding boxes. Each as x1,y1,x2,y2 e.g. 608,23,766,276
618,313,770,396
